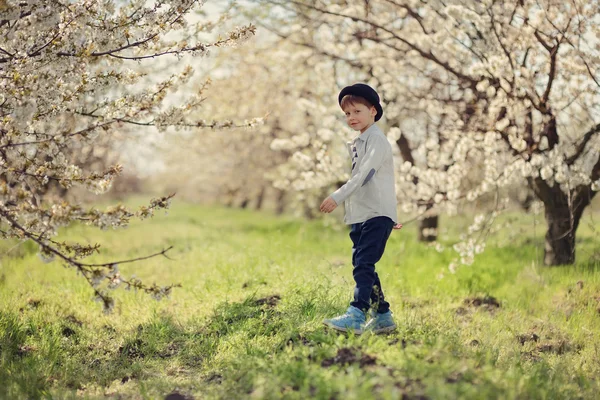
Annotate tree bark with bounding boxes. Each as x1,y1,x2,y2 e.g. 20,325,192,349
275,189,286,215
531,177,596,265
418,215,439,242
543,201,577,265
255,186,266,210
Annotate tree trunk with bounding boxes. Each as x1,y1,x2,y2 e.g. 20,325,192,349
275,189,286,215
255,186,266,210
543,203,577,265
531,177,596,265
418,215,438,242
395,132,439,242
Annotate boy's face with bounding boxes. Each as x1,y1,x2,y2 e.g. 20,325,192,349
343,102,377,133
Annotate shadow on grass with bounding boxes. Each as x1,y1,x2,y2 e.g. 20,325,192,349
0,293,294,399
0,285,470,399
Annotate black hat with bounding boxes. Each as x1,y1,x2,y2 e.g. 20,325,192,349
338,83,383,122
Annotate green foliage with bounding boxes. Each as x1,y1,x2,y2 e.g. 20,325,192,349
0,202,599,399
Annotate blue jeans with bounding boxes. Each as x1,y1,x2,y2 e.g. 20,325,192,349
349,216,394,313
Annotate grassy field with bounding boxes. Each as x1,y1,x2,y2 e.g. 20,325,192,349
1,199,599,399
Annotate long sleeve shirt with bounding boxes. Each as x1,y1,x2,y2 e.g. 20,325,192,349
330,124,398,225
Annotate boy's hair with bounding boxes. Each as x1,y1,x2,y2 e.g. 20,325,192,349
340,94,374,111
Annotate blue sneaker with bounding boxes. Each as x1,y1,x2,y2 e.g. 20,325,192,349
323,306,366,334
364,310,396,334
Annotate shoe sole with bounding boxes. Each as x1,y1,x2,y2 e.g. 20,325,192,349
323,321,363,335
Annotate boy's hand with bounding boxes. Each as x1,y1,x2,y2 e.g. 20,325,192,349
393,223,403,230
320,197,337,213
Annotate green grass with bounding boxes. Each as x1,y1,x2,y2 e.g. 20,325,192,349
0,200,599,399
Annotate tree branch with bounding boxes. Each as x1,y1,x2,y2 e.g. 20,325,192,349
0,207,173,269
566,123,600,165
277,0,477,85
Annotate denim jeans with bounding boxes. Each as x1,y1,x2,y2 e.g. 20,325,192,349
349,216,394,313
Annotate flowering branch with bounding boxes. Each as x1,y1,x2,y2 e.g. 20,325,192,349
0,0,257,309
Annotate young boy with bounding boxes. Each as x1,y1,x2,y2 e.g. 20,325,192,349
320,83,402,334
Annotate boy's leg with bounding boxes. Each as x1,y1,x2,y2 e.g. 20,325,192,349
349,222,362,268
351,216,394,312
371,272,391,314
320,223,366,334
351,223,390,312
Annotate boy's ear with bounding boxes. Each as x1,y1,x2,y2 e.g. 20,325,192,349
371,106,377,117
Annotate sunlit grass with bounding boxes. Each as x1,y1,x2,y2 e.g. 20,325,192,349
0,200,599,399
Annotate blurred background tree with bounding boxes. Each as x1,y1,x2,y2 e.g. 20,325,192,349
0,0,256,309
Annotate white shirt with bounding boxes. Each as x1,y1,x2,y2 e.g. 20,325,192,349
330,124,398,225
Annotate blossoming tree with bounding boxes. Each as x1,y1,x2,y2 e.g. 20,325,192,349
0,0,255,310
252,0,600,266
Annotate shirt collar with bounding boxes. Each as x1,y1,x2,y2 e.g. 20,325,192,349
354,123,378,142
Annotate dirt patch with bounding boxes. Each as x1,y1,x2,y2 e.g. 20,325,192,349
20,298,42,312
27,297,42,308
159,343,179,359
321,347,377,368
254,295,281,307
445,371,464,384
119,338,145,359
463,295,501,310
457,296,501,315
60,314,83,337
388,338,416,348
286,334,313,347
241,280,267,289
517,332,540,345
205,373,223,384
61,326,76,337
164,392,194,400
521,335,580,360
388,338,404,347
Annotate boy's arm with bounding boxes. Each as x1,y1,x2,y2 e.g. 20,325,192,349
329,135,388,205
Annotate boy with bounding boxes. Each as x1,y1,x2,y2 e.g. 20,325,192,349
320,83,402,335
